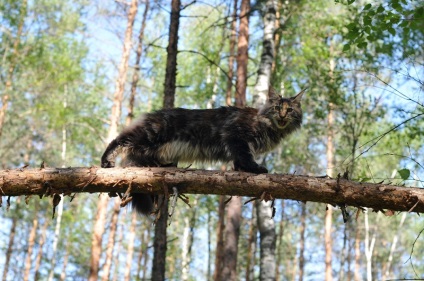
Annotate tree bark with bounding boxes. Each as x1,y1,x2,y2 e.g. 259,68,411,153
124,212,137,281
90,1,138,280
89,194,109,281
151,0,181,280
2,167,424,213
34,218,49,281
354,225,361,281
256,200,276,281
213,195,226,281
181,196,198,281
235,0,250,108
275,200,284,281
298,203,306,281
245,204,257,281
162,0,181,110
108,0,138,142
47,194,64,281
0,0,27,138
23,208,39,281
127,0,150,126
60,238,71,281
2,198,20,281
221,196,242,281
101,198,120,281
252,0,277,108
225,0,238,106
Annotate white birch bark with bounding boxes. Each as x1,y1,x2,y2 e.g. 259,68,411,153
252,0,277,108
252,1,277,280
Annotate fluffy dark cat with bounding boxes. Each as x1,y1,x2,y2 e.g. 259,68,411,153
101,88,305,214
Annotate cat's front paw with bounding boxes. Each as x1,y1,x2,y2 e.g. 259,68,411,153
234,161,268,174
250,165,268,174
101,161,115,168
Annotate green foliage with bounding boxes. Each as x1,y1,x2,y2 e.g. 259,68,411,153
341,0,424,62
398,168,410,180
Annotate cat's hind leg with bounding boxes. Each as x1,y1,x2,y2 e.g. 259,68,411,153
228,140,268,174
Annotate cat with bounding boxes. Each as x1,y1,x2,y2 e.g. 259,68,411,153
101,87,305,214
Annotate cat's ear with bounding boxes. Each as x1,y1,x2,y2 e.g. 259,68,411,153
268,85,280,99
291,88,307,103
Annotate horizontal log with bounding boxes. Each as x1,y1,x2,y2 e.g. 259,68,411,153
0,167,423,213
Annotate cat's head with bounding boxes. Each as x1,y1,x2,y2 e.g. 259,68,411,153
259,87,305,131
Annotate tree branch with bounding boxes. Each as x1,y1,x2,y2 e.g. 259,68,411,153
1,167,424,213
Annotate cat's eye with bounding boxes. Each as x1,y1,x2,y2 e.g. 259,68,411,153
287,108,294,113
274,105,281,110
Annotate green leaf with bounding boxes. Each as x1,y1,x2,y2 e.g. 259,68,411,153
398,169,410,180
346,22,356,30
343,43,351,52
377,5,385,13
363,3,372,10
388,27,396,36
358,41,368,49
363,15,372,26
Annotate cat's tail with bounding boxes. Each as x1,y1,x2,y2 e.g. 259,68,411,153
131,193,153,215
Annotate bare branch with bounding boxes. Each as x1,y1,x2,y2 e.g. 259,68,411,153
1,167,424,213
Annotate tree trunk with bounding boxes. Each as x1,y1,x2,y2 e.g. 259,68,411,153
213,195,226,281
60,237,71,281
325,48,336,280
364,211,380,281
245,204,257,281
127,0,150,126
181,196,198,281
207,208,213,280
88,194,109,281
152,1,180,280
47,195,64,281
225,0,238,106
2,167,424,213
101,198,121,281
235,0,250,108
108,0,138,142
221,196,242,281
90,1,138,280
298,204,306,281
256,200,276,281
141,227,151,281
23,207,39,281
354,223,362,281
383,212,407,279
136,222,151,280
0,0,27,138
34,218,49,281
124,212,138,281
151,198,169,281
111,221,123,281
275,200,285,281
2,198,20,281
252,0,277,108
162,0,181,110
252,2,278,280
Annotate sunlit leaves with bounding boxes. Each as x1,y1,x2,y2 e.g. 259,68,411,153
398,168,410,180
341,0,424,60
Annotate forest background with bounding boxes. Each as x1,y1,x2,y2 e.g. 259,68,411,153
0,0,423,280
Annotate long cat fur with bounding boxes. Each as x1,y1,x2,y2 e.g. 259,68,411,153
101,88,305,215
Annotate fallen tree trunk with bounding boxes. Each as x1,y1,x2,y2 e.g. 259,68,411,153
0,167,423,213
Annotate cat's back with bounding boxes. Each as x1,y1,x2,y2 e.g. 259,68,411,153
145,106,257,126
